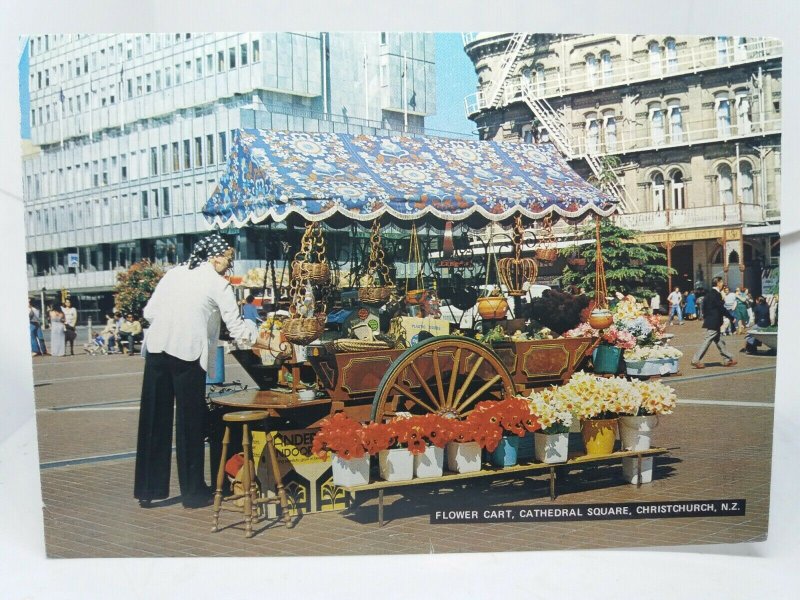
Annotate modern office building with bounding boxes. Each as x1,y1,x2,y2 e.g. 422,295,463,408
463,33,781,296
22,32,437,320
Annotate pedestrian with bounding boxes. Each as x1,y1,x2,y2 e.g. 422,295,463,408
744,296,771,354
733,287,750,334
29,298,47,356
650,293,661,315
242,294,261,325
723,286,738,333
695,288,705,320
134,233,258,509
120,314,143,355
684,289,697,320
62,298,78,355
48,305,66,357
667,286,683,325
691,276,737,369
100,313,120,353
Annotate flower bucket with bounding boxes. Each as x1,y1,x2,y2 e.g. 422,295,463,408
378,448,414,481
618,415,659,451
625,358,678,377
581,418,618,455
490,436,520,468
534,432,570,464
592,344,623,374
446,441,482,474
331,453,371,487
413,445,444,479
622,457,654,484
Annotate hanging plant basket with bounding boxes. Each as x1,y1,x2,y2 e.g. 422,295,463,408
535,248,558,263
291,261,331,285
359,285,394,305
477,296,509,320
588,308,614,330
359,219,396,305
567,257,587,267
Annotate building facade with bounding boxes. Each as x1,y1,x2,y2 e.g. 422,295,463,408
22,32,437,321
463,33,781,297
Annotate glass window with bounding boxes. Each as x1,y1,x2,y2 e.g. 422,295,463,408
172,142,180,171
162,187,170,216
668,100,683,142
175,63,182,85
649,104,665,145
127,79,133,99
206,134,214,165
165,67,172,87
736,90,751,135
649,41,661,76
120,154,128,181
716,36,729,65
218,50,225,72
218,132,227,163
136,76,142,95
183,139,191,169
185,60,192,81
652,173,665,211
585,54,597,87
146,73,152,93
102,159,108,185
240,43,248,65
716,93,731,137
195,137,203,167
196,57,202,78
153,189,160,217
603,111,616,152
585,114,599,153
207,54,213,73
229,47,236,69
150,147,158,176
670,170,685,209
252,40,260,62
155,70,161,90
142,191,149,219
600,51,612,84
665,39,678,73
161,144,168,173
740,161,754,203
718,164,734,205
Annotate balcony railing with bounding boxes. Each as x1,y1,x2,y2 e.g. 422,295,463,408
616,203,767,233
465,38,782,117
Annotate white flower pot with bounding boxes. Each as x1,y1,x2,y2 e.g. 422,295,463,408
533,432,570,464
413,445,444,478
378,448,414,481
331,453,370,487
446,441,482,474
622,457,654,484
618,415,659,451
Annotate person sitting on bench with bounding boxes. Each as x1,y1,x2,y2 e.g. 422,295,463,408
120,314,143,355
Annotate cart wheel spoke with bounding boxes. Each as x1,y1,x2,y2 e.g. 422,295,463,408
410,361,441,409
445,348,462,410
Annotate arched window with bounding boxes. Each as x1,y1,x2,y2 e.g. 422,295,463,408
736,89,751,135
649,102,665,146
718,164,734,205
667,99,683,142
600,51,612,84
715,92,731,137
585,112,600,153
603,109,617,152
716,36,730,64
649,41,662,75
670,169,685,210
740,161,755,204
652,172,665,211
665,38,678,73
585,54,598,87
535,64,546,95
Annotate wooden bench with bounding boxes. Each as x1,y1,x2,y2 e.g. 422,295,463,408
341,447,669,526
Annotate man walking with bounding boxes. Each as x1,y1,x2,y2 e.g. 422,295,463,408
691,276,737,369
667,286,683,325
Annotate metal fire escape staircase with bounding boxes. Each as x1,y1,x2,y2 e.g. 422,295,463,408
484,34,631,212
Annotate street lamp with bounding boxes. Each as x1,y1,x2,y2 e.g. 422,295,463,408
40,287,47,329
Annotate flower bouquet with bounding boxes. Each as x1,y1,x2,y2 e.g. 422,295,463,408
469,397,541,467
312,412,371,487
528,387,575,463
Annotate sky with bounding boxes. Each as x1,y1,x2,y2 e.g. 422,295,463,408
17,32,478,140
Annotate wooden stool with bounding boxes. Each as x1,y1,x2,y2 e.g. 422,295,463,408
211,410,291,538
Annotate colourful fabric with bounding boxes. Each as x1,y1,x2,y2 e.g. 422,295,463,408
203,130,618,227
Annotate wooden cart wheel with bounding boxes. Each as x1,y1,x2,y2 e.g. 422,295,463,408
370,336,516,422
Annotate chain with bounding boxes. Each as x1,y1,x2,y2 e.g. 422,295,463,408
512,215,524,262
365,219,393,287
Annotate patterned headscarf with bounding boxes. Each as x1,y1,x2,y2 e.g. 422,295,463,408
185,233,232,270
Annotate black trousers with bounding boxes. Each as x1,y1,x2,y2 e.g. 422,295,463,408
134,352,208,501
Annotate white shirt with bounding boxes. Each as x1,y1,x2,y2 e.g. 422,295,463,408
62,306,78,327
142,263,258,378
667,291,682,306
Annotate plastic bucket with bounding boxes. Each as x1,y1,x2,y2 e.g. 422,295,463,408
593,344,623,374
206,343,226,385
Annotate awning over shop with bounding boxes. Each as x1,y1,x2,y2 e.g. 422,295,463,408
203,129,618,228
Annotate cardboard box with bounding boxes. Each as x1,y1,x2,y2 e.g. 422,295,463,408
398,316,450,346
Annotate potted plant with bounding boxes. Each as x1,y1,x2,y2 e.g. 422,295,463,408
311,413,370,487
528,388,574,464
563,372,620,455
470,397,541,468
623,345,682,377
445,420,483,474
412,414,451,478
593,326,636,374
476,287,509,320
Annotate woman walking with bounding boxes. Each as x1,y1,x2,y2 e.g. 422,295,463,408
684,290,697,320
48,305,66,357
134,234,258,509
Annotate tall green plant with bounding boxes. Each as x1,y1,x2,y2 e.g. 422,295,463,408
114,260,165,321
559,219,674,300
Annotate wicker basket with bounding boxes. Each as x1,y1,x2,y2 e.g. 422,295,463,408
535,248,559,263
283,315,326,345
291,261,331,285
358,286,393,305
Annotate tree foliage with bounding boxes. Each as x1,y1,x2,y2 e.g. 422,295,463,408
559,219,674,300
114,260,165,320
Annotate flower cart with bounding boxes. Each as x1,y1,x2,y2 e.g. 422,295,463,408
202,129,652,520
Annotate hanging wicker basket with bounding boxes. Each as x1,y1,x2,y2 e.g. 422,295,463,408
535,248,559,263
498,256,538,297
358,285,394,305
291,261,331,286
283,315,327,345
